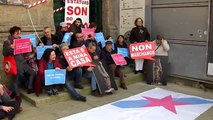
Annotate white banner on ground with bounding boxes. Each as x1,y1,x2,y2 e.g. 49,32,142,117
65,0,89,26
58,88,213,120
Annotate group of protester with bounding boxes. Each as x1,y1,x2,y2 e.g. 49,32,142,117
0,17,170,119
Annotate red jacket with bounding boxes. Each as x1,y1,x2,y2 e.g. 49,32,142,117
35,58,62,96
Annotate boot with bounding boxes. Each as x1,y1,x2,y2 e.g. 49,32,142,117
120,83,127,90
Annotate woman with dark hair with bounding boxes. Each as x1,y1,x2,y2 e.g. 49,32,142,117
2,26,36,101
115,35,130,65
129,18,151,74
34,49,62,96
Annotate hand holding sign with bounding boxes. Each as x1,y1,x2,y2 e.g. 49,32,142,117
111,54,127,66
62,33,71,45
45,69,66,86
129,42,155,60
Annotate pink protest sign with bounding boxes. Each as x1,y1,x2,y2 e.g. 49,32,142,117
111,54,127,66
82,28,95,39
14,38,32,55
129,42,155,60
63,47,93,68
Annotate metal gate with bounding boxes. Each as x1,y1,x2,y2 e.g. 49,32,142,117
150,0,212,82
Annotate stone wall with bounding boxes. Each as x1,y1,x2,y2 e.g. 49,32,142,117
0,0,54,85
102,0,118,40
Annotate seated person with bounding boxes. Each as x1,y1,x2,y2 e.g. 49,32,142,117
38,26,61,55
69,33,84,48
55,22,69,42
0,83,22,120
101,41,127,89
58,43,86,102
35,49,62,96
84,34,101,56
86,42,114,95
115,35,130,66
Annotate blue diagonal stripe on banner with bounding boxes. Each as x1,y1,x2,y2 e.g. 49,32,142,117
174,98,213,105
112,100,150,108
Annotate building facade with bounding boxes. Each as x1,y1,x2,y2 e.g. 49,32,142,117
0,0,212,85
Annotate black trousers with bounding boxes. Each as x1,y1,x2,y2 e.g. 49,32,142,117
0,100,21,120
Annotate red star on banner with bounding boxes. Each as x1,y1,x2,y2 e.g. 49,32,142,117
143,95,186,114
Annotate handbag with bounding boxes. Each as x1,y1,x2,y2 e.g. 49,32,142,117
3,55,17,75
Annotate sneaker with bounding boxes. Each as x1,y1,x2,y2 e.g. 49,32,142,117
120,83,127,90
74,85,84,89
76,96,86,102
157,82,162,85
52,89,59,95
105,88,114,93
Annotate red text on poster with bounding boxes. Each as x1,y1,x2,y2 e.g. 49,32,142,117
63,47,93,68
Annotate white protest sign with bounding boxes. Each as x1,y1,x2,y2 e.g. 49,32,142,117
65,0,90,27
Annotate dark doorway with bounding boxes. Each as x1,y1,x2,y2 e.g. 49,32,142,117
53,0,65,29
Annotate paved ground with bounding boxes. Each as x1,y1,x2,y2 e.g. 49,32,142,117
14,82,213,120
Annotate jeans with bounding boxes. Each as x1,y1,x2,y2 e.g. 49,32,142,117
72,68,83,86
83,72,97,91
65,70,81,99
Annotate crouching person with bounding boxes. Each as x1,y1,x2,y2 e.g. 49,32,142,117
101,41,127,89
0,83,22,120
87,43,114,95
58,43,86,102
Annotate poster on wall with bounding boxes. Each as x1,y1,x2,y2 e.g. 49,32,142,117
119,0,145,35
65,0,90,27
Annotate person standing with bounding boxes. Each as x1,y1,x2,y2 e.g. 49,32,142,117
2,26,36,100
129,18,151,74
152,35,170,85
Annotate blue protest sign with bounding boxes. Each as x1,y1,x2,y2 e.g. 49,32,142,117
45,69,66,86
21,34,37,47
37,46,53,59
95,32,105,43
62,33,71,45
117,48,129,58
